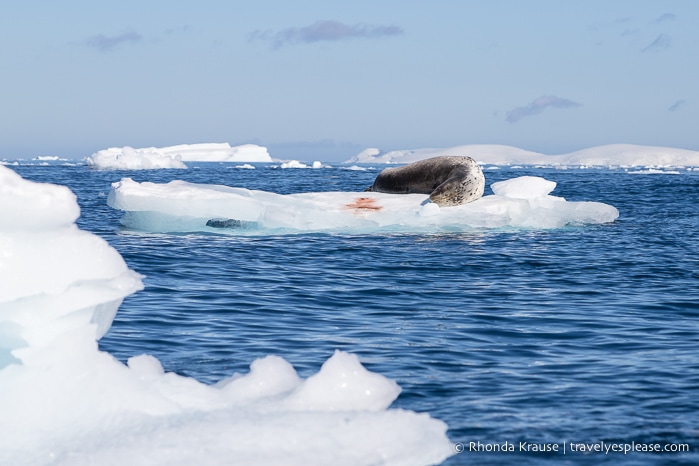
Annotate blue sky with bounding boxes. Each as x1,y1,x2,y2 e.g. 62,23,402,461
2,0,698,161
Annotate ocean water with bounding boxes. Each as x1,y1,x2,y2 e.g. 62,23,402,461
12,162,699,465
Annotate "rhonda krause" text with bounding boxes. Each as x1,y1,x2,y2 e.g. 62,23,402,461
455,440,690,455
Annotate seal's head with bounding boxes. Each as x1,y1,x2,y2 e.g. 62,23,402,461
428,159,485,206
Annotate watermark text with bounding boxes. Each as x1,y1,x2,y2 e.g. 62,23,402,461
454,440,691,455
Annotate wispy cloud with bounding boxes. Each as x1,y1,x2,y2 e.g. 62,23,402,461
506,95,581,123
668,100,686,112
620,28,639,37
164,25,190,35
85,30,142,52
641,33,672,53
653,13,676,24
249,20,403,49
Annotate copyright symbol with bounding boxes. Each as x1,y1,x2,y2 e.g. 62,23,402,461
454,442,465,453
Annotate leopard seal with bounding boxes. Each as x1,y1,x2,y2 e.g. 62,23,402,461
365,156,485,206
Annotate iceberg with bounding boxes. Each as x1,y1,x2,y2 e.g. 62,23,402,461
86,143,272,169
0,164,453,466
86,146,188,169
107,176,619,234
164,143,272,162
347,144,699,168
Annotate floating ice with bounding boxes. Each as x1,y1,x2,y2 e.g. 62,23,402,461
108,175,619,234
0,164,452,465
163,143,271,163
626,169,681,175
280,160,309,168
87,146,188,169
87,143,272,169
490,176,557,199
347,144,699,168
279,160,324,169
344,165,369,171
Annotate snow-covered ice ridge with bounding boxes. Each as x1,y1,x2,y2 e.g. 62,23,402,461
87,143,272,169
108,176,619,234
348,144,699,168
0,164,453,466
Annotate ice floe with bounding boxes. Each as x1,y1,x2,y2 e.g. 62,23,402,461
108,175,619,234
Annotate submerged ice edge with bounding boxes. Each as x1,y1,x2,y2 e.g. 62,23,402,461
0,164,454,466
107,176,620,235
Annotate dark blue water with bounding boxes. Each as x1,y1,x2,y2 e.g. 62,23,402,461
12,162,699,465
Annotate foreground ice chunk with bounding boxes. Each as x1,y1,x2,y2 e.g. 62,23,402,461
0,166,79,230
0,164,453,466
108,175,619,234
284,351,401,411
0,167,143,354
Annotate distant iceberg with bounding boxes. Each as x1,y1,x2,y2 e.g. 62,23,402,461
347,144,699,168
87,146,188,169
108,175,619,234
86,143,272,169
0,164,453,466
556,144,699,167
164,143,272,163
349,145,545,165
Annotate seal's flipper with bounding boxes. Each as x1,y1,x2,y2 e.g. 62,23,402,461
429,165,485,206
430,176,466,206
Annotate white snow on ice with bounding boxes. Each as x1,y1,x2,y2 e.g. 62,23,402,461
347,144,699,169
86,143,272,169
107,176,619,234
0,164,453,466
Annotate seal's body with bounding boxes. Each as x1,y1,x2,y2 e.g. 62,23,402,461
366,156,485,206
